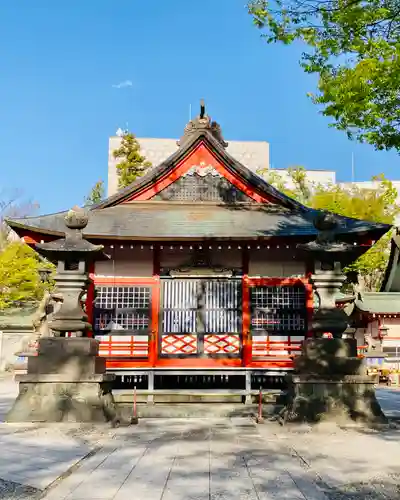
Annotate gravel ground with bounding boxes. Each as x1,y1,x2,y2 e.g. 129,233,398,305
269,420,400,500
0,478,41,500
324,475,400,500
313,464,400,499
0,422,118,447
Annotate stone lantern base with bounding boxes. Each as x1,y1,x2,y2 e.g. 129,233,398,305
280,338,387,426
7,337,119,423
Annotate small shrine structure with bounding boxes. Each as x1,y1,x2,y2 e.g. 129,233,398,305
336,230,400,371
6,103,391,404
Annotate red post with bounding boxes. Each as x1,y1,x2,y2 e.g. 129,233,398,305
131,385,139,425
150,273,160,367
242,276,251,366
256,386,264,423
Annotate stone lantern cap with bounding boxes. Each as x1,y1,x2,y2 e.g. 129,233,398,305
297,210,363,256
35,206,107,261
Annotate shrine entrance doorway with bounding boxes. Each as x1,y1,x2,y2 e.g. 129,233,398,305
158,278,242,360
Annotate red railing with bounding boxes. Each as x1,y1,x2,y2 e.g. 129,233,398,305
98,335,149,358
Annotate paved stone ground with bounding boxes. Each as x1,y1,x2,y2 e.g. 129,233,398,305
40,417,400,500
41,418,333,500
0,376,400,500
376,387,400,419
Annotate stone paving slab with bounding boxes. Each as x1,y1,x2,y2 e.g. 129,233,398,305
0,430,91,490
39,419,331,500
376,388,400,418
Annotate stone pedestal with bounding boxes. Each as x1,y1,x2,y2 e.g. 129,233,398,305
7,337,119,423
281,339,387,425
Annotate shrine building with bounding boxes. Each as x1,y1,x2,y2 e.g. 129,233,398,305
335,232,400,370
6,104,391,397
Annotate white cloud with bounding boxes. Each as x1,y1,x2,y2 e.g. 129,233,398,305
112,80,133,89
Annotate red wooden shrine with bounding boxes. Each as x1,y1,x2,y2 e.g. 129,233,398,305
7,104,388,390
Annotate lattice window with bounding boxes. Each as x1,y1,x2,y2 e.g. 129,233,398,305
93,286,151,334
203,281,241,333
250,285,307,333
153,174,253,202
162,279,242,334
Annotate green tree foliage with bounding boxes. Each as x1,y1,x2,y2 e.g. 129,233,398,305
113,133,152,189
0,191,54,309
258,166,312,204
248,0,400,151
0,242,53,309
259,167,400,290
84,180,104,206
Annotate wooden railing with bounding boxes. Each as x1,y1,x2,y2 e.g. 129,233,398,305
98,334,149,358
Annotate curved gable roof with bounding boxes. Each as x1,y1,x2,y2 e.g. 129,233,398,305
94,130,305,211
4,105,393,245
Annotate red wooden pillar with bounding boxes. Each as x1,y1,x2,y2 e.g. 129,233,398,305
242,248,251,366
150,245,161,366
305,279,314,339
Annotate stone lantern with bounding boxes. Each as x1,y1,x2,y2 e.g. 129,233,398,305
35,206,105,337
298,211,363,339
280,211,387,426
7,207,120,424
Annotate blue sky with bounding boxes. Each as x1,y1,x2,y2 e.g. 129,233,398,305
0,0,398,215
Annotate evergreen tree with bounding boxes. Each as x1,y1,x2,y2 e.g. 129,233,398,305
113,133,152,189
84,180,104,206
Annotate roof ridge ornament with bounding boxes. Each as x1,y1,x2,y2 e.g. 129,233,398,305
177,99,228,149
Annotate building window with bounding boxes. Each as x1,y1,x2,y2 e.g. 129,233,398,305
250,285,307,333
93,286,151,334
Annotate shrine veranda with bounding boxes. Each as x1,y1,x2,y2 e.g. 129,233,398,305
7,108,391,397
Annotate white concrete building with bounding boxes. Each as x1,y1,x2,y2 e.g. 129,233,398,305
108,134,399,212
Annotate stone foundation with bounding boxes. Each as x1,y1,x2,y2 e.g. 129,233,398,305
7,374,117,423
6,337,120,423
280,338,388,426
281,374,387,425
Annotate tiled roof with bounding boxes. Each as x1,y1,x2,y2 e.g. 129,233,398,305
6,203,390,240
4,116,393,244
355,293,400,314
